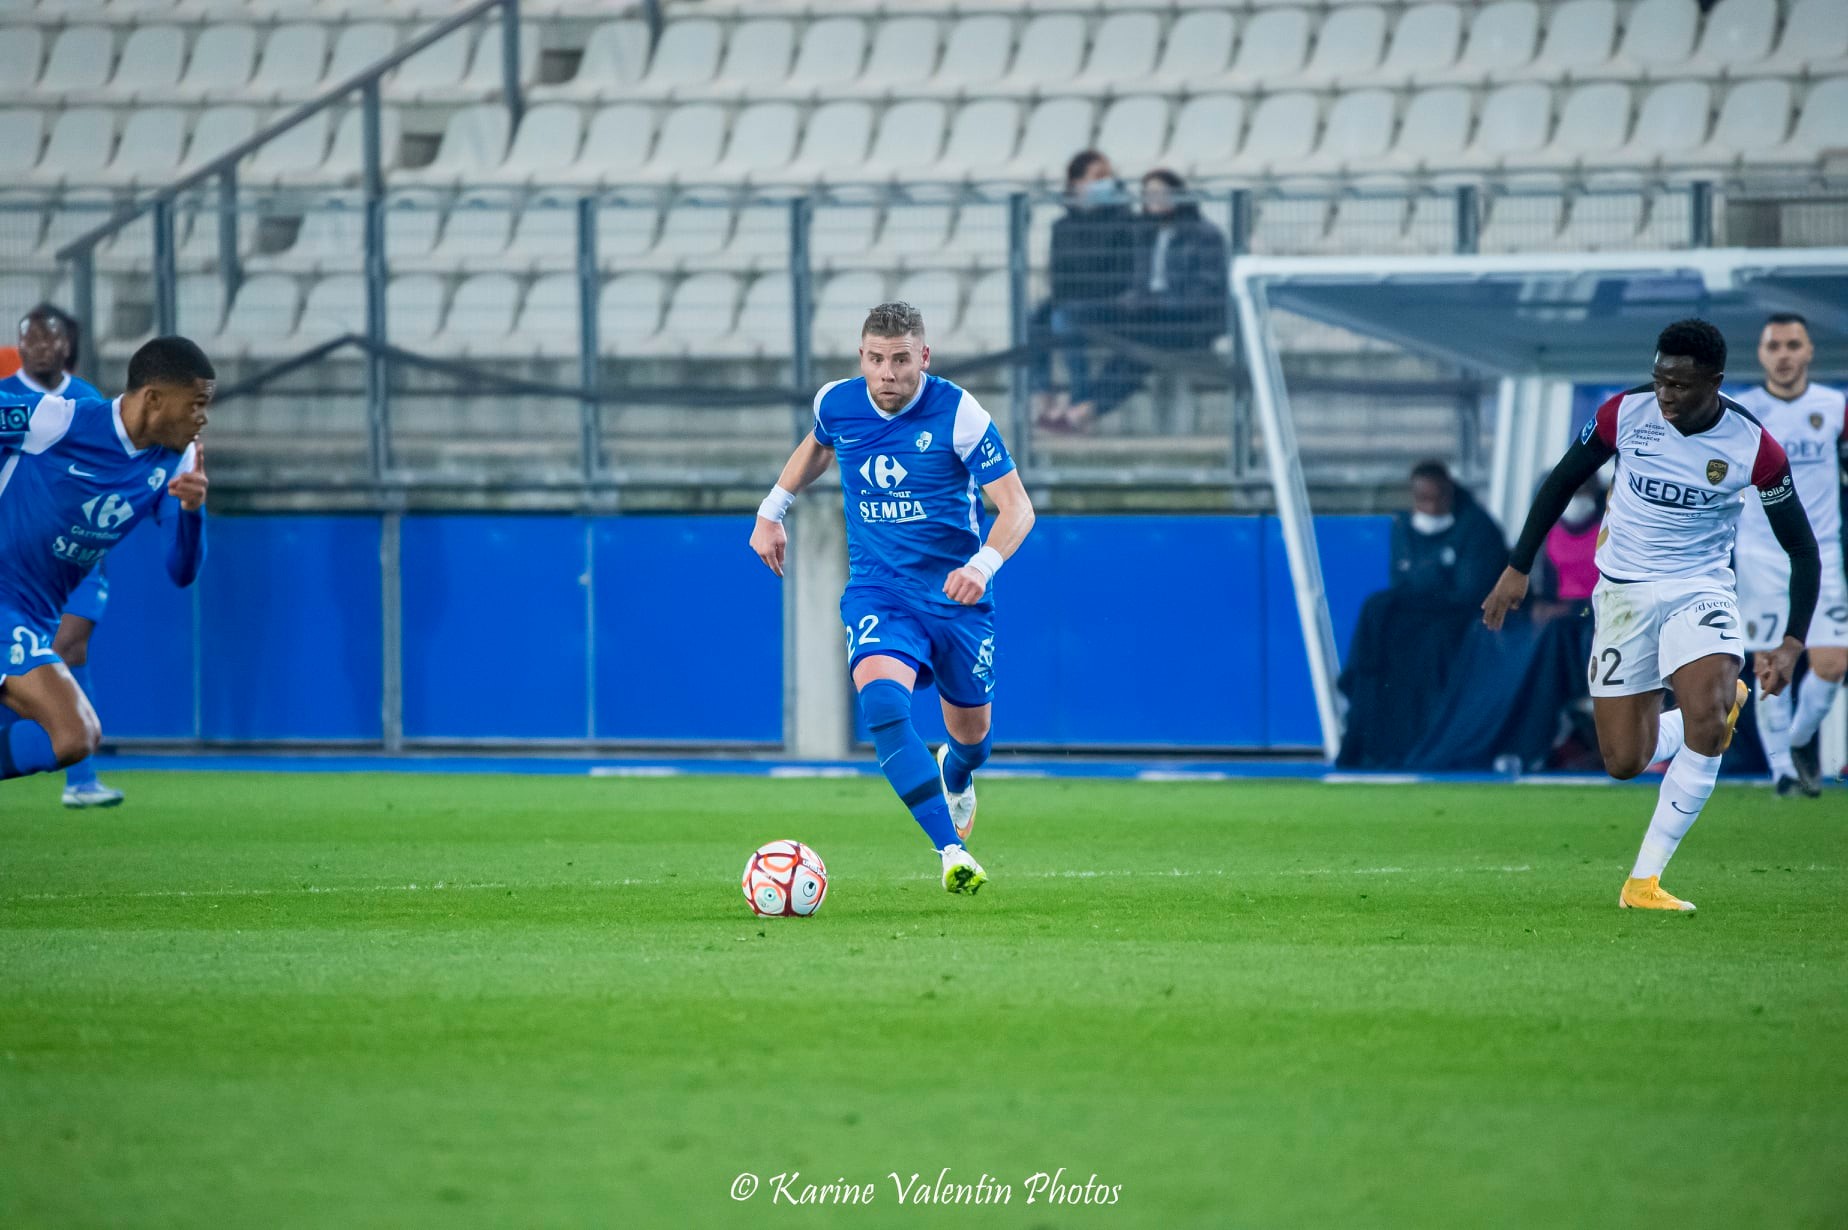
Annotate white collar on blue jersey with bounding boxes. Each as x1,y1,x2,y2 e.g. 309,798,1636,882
12,369,71,397
111,397,147,456
865,374,928,420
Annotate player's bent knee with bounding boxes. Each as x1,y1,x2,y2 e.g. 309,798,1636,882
858,678,913,732
1604,752,1651,781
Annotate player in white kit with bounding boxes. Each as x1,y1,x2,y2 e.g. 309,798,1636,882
1483,321,1819,912
1731,314,1847,797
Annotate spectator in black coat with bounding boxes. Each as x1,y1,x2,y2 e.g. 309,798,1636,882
1391,460,1508,607
1046,170,1230,433
1027,150,1137,428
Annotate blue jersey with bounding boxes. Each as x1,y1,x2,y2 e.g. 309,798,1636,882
813,373,1016,609
0,393,201,628
0,371,103,403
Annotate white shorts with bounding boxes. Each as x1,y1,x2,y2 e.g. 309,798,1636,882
1589,575,1744,698
1736,545,1848,651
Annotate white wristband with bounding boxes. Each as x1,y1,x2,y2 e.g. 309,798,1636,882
966,545,1004,581
757,485,796,523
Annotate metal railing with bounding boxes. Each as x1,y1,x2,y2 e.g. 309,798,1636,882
55,0,527,478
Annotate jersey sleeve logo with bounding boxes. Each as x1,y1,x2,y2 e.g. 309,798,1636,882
1705,459,1728,485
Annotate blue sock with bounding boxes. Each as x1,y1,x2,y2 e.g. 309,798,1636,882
941,729,991,794
1,718,58,780
860,678,961,852
64,664,97,788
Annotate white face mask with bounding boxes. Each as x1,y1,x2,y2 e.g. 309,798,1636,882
1564,495,1598,524
1410,511,1455,536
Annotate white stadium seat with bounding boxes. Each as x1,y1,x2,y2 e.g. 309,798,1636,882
679,19,794,103
1296,6,1388,90
597,272,667,353
932,99,1022,182
389,24,473,100
1252,198,1331,255
811,270,886,357
95,107,186,187
1745,0,1848,78
1237,94,1320,178
640,271,742,357
454,20,539,102
247,23,330,102
1678,0,1777,78
1063,12,1162,96
811,204,879,271
430,272,519,357
401,105,510,186
326,24,397,89
178,25,257,101
385,189,444,268
760,100,873,189
1356,3,1464,88
543,20,649,100
39,26,112,100
509,272,581,358
424,188,518,273
1228,9,1313,87
1149,10,1236,93
174,272,227,339
705,271,790,357
988,98,1093,183
1561,191,1646,249
1450,82,1553,173
1582,80,1710,174
1480,193,1566,252
180,105,260,174
708,102,801,185
30,108,114,186
1097,97,1172,172
631,103,727,186
1515,82,1632,173
1376,87,1473,178
859,100,949,184
486,103,584,186
256,191,361,273
1508,0,1616,83
385,272,445,349
0,28,45,101
1431,1,1540,85
212,274,301,357
1293,89,1396,178
833,16,939,101
1584,0,1699,82
910,16,1012,100
245,110,331,186
315,105,403,184
596,200,663,269
1742,77,1848,169
894,270,961,341
705,204,784,274
102,24,183,100
1683,79,1792,173
564,103,657,187
0,109,46,177
34,191,116,269
630,195,732,271
1315,197,1411,255
1166,95,1245,181
292,273,364,346
758,16,865,103
500,189,582,274
628,19,723,99
944,269,1007,356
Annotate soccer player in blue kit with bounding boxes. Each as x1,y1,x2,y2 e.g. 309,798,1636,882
0,336,213,788
750,303,1036,894
0,304,121,805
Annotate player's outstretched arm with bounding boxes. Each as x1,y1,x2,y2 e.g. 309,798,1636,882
1754,443,1818,696
943,471,1035,606
750,431,835,578
1484,418,1616,630
161,444,209,587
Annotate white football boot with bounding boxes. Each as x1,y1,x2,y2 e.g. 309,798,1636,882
935,744,977,842
940,844,987,895
62,781,125,808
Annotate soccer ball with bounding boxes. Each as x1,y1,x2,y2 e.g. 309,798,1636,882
742,840,829,918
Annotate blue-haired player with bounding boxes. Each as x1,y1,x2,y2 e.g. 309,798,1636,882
0,336,213,789
0,303,120,805
750,302,1037,894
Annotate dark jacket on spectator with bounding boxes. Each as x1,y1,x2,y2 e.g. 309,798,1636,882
1050,203,1137,304
1390,486,1507,608
1124,206,1229,337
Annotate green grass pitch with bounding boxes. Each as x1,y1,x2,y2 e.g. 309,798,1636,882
1,770,1844,1228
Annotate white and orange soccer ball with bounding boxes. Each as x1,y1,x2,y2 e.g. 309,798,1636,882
741,840,829,918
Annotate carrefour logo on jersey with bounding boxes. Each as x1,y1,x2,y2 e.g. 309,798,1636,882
1627,471,1729,509
55,492,138,564
860,454,909,490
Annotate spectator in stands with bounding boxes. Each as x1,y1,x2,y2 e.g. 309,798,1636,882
1531,478,1604,613
1029,150,1136,431
1337,461,1507,767
1047,169,1229,434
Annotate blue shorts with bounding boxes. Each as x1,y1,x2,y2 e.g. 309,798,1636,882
842,585,996,709
63,569,109,625
1,600,63,680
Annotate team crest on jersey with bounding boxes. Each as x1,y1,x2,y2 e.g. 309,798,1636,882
914,430,933,452
1810,412,1826,430
148,467,167,488
1705,459,1728,485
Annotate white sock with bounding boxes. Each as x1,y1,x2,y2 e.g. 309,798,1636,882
1630,747,1722,880
1652,709,1686,764
1789,674,1842,747
1755,680,1797,781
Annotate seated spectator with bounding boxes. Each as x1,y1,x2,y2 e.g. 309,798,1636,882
1028,150,1136,429
1338,461,1508,767
1043,169,1228,434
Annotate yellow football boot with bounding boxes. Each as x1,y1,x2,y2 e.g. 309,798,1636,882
1720,679,1749,751
1620,875,1696,912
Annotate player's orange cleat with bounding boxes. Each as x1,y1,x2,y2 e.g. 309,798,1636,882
1719,679,1749,751
1619,875,1696,912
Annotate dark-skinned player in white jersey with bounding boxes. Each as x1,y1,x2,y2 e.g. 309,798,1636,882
1483,320,1819,912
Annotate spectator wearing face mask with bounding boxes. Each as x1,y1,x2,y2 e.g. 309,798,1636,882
1028,150,1137,430
1391,460,1508,607
1533,479,1604,607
